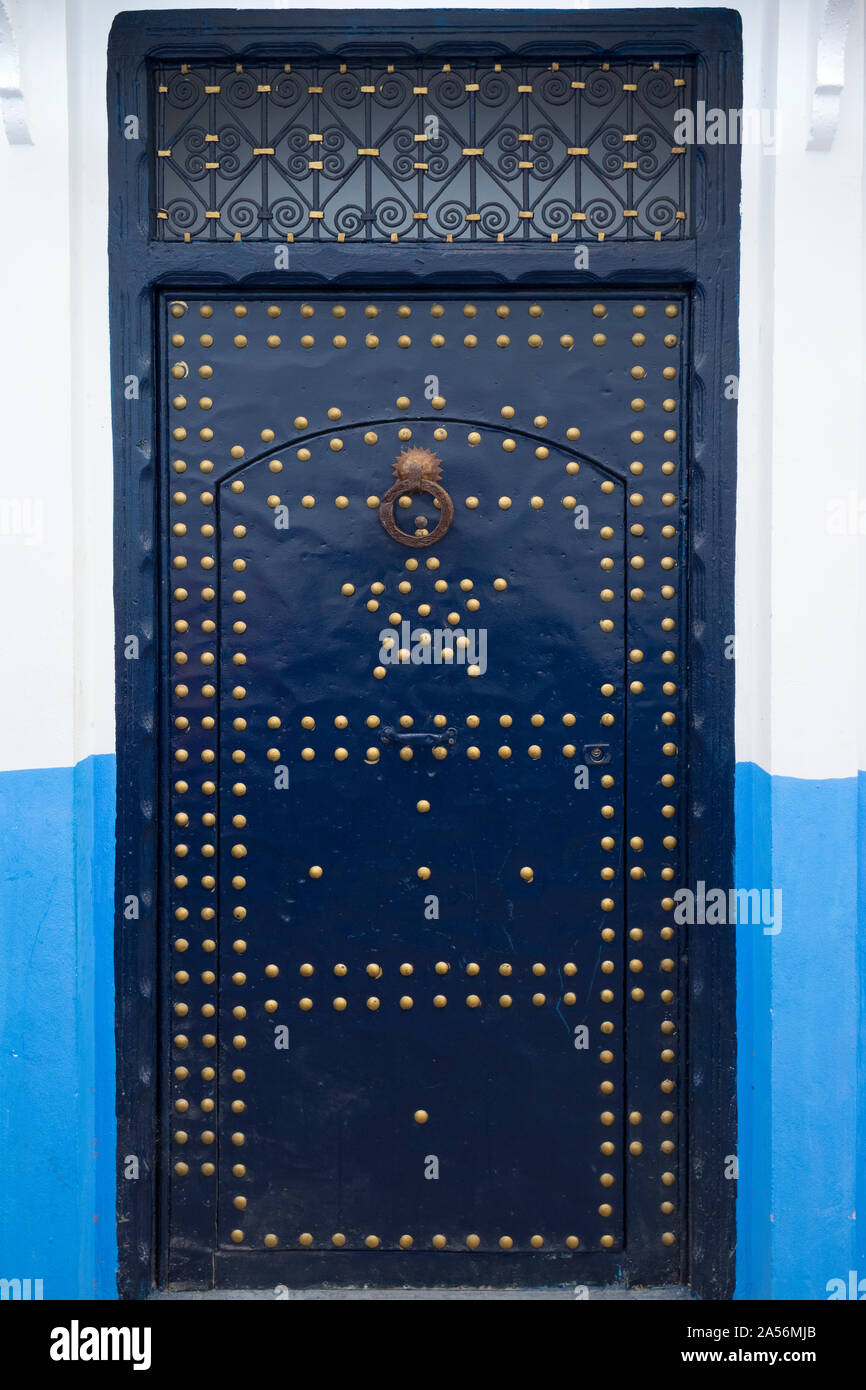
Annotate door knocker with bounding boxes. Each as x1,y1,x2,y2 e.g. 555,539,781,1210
379,446,455,548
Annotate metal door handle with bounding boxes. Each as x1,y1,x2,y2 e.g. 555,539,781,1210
380,726,457,748
379,445,454,548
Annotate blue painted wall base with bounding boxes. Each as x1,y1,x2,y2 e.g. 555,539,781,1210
0,756,116,1299
0,753,862,1297
735,763,864,1300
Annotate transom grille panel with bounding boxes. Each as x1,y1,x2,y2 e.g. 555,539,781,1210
154,60,693,242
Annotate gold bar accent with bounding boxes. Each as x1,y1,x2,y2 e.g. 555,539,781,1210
675,211,686,220
286,232,294,242
309,211,324,219
623,209,638,217
518,160,533,169
517,84,532,92
518,210,534,219
253,148,274,156
414,162,429,169
671,146,686,154
204,134,218,143
414,86,428,94
235,64,243,73
181,64,189,75
308,86,323,93
284,65,291,73
623,83,638,91
462,147,484,156
205,211,220,219
568,147,589,155
494,63,502,72
602,62,610,72
652,62,660,70
308,160,323,169
518,133,533,142
233,231,241,241
387,65,394,73
414,134,428,142
204,85,220,93
158,84,168,92
551,62,560,71
337,231,346,241
442,64,451,72
551,231,559,242
465,213,481,221
257,84,271,92
360,85,376,93
339,64,347,74
308,133,323,142
654,230,662,241
157,210,168,219
497,232,504,242
623,161,638,169
183,231,190,242
598,230,605,241
674,78,686,86
572,81,585,89
357,148,380,156
446,232,453,241
413,212,428,220
623,133,637,142
157,148,172,157
571,211,586,221
390,231,398,241
205,161,220,169
465,83,480,92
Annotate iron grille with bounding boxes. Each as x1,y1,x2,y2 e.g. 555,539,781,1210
154,59,693,242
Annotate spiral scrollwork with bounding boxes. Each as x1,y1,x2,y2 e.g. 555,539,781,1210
155,59,692,241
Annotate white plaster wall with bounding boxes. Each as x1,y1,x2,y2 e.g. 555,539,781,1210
0,0,863,779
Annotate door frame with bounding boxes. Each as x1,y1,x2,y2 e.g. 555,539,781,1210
109,7,741,1300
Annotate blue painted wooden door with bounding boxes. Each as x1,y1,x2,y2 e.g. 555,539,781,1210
162,291,685,1285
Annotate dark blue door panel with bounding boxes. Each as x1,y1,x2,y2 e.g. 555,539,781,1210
161,292,685,1278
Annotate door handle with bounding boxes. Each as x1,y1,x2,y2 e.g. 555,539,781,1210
380,726,457,748
379,445,455,548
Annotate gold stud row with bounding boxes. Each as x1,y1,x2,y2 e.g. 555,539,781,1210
233,1232,589,1250
291,992,579,1010
281,961,578,979
284,744,608,762
289,713,580,729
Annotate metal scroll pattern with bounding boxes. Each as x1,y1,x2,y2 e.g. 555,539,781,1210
154,61,693,242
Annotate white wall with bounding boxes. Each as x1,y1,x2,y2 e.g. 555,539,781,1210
0,0,863,780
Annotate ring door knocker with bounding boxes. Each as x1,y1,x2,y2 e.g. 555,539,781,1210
379,445,455,548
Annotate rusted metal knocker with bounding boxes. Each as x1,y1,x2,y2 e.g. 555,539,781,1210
379,446,454,548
